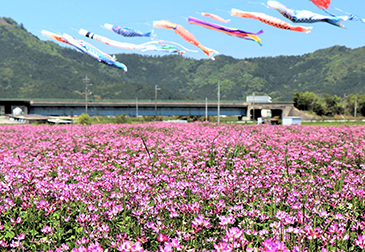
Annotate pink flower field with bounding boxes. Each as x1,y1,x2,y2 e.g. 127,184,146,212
0,123,364,252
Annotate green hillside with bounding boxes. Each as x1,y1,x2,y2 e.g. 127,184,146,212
119,46,365,101
0,18,184,101
0,17,364,101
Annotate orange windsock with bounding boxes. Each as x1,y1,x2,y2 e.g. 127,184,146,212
310,0,331,9
41,30,71,45
231,9,312,33
153,20,218,60
201,12,231,23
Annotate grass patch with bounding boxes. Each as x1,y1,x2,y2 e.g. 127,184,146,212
302,120,365,126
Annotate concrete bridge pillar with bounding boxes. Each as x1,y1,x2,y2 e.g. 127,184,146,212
245,102,295,120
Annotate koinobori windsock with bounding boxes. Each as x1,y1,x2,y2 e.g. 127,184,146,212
79,29,195,55
62,33,127,71
267,1,348,28
104,24,153,38
153,20,218,60
231,8,313,33
188,16,263,45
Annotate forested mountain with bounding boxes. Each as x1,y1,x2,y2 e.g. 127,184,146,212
1,17,364,101
0,18,184,101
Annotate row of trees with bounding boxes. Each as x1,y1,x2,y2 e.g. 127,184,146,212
293,92,365,117
76,114,218,125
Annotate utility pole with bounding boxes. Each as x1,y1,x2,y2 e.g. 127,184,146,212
155,85,161,120
252,92,255,123
217,81,220,125
354,97,357,117
83,76,92,115
136,97,138,117
70,109,73,135
343,93,347,116
205,97,208,121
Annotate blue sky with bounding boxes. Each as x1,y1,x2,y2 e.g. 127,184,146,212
3,0,365,60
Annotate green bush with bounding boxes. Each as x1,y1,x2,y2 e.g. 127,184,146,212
207,116,217,123
78,113,91,125
175,115,217,122
115,114,129,124
143,115,163,122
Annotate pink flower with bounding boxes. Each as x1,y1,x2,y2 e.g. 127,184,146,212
54,243,69,252
36,200,50,210
214,242,231,252
159,242,173,252
76,236,89,245
41,225,54,234
118,241,133,251
157,233,169,242
10,240,23,249
0,240,8,247
218,215,234,226
192,214,211,229
73,246,88,252
10,217,22,225
192,214,205,226
15,233,25,240
117,240,142,252
170,238,181,248
76,213,91,223
98,224,110,233
262,239,290,252
225,227,243,241
87,242,106,252
355,233,365,249
131,241,144,252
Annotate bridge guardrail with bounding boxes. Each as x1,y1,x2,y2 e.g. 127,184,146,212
0,98,293,104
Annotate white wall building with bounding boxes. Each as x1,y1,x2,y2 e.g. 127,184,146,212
282,117,302,125
246,96,272,103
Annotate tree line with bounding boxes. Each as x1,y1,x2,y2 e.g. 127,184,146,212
293,92,365,117
1,17,365,103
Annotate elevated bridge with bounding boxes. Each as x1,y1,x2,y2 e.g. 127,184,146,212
0,99,301,120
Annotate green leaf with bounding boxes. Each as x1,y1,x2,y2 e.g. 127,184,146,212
5,230,15,239
76,226,84,234
29,229,39,236
66,235,76,241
